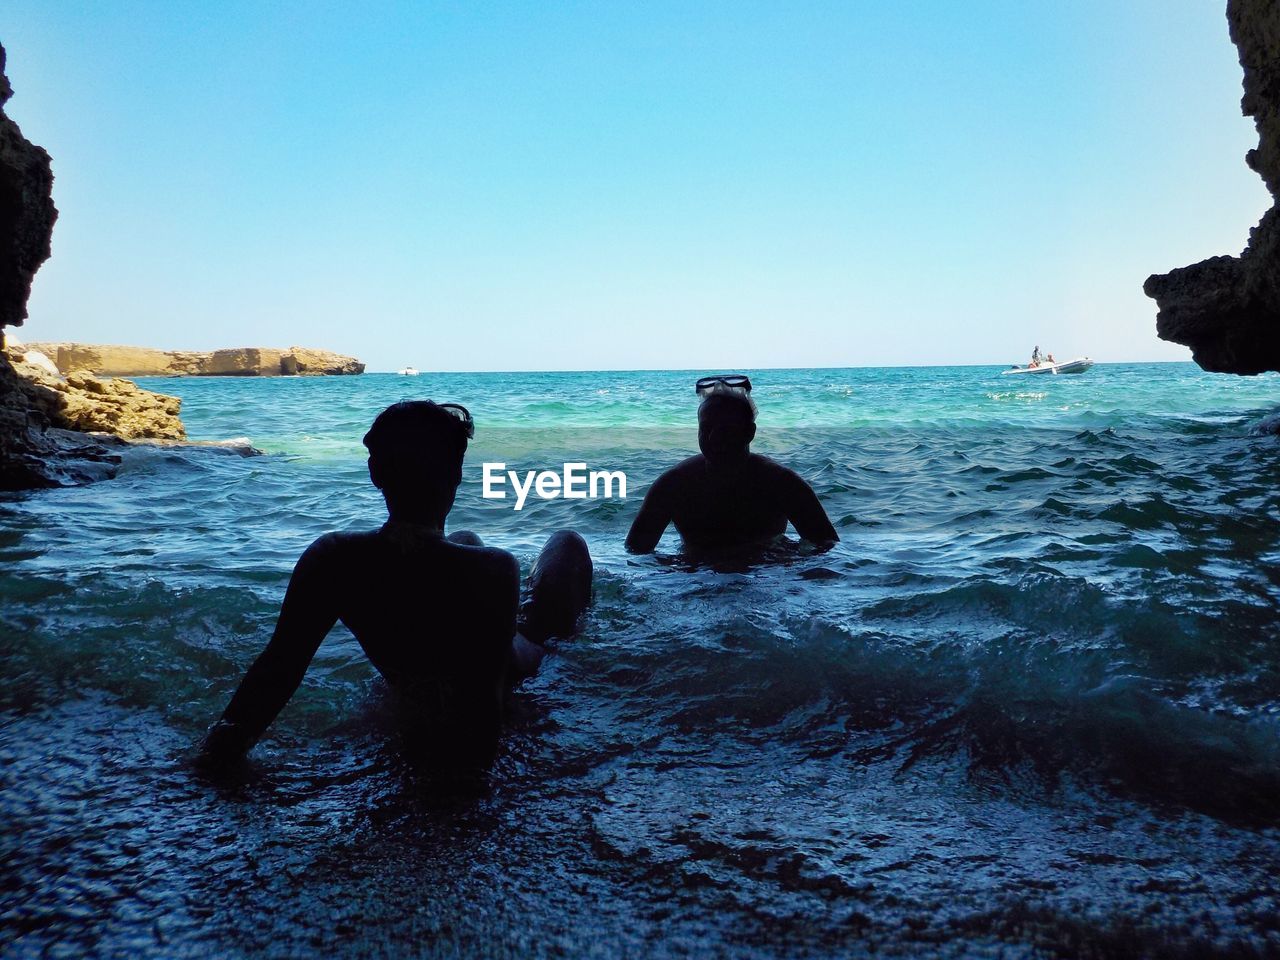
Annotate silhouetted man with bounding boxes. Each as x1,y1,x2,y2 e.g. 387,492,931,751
200,400,592,768
625,376,839,553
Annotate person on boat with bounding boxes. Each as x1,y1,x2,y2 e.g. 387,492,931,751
1045,352,1056,364
1029,346,1043,368
199,400,592,769
625,375,839,553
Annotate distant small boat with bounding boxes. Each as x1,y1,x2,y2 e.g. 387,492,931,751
1002,357,1094,376
398,366,420,376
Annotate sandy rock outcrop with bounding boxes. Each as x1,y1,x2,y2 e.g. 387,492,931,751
26,342,365,377
1,336,129,489
1146,0,1280,374
57,373,186,440
206,347,285,376
280,346,365,376
4,339,185,441
33,343,193,377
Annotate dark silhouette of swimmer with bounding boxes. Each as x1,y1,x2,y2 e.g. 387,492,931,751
200,400,592,768
626,378,838,553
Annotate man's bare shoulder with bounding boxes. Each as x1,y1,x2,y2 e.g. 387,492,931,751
302,530,373,560
652,454,707,489
746,453,807,485
302,530,515,582
448,540,520,584
295,530,363,562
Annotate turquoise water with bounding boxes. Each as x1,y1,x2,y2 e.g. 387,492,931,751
3,363,1280,956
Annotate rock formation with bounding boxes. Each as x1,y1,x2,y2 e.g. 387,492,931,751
24,342,365,377
0,44,56,332
4,339,185,440
277,346,365,376
0,41,99,489
1146,0,1280,374
0,43,190,489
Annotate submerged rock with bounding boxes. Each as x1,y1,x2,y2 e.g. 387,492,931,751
1250,410,1280,435
26,342,366,377
1146,0,1280,374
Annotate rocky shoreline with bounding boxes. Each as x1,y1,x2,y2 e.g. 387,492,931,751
4,337,185,439
1,332,269,489
0,40,365,489
25,342,365,378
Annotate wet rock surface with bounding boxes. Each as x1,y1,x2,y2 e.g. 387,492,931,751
0,355,124,491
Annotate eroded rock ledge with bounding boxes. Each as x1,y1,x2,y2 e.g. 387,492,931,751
25,342,365,377
1,335,194,488
1146,0,1280,374
5,338,184,440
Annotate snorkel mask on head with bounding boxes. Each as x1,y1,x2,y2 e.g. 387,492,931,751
695,374,752,398
694,374,757,424
436,402,476,439
363,400,475,467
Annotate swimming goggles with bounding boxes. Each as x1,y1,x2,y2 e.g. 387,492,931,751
695,374,752,397
437,402,475,438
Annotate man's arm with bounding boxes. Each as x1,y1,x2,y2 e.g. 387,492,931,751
625,473,674,553
779,469,839,544
199,535,340,763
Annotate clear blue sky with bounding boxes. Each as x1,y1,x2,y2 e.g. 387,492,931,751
3,1,1269,371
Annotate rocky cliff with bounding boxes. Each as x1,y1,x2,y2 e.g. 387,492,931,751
0,45,55,332
0,40,90,489
24,343,365,377
0,43,191,489
1146,0,1280,374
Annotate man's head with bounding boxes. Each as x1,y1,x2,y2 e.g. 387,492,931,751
363,401,471,517
697,384,757,466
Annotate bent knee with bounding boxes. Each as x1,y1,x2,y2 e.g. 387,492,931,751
532,530,592,585
542,529,590,561
527,530,593,634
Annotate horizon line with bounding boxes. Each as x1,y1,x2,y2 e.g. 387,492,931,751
362,359,1201,375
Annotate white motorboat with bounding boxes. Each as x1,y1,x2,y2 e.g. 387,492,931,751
1002,357,1094,376
397,366,420,376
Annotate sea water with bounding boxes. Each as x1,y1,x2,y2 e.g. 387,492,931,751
2,363,1279,957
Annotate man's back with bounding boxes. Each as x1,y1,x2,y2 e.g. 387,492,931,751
205,524,520,766
329,527,520,690
627,452,837,552
657,453,790,548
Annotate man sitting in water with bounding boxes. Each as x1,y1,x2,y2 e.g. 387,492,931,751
625,375,839,553
199,400,592,768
